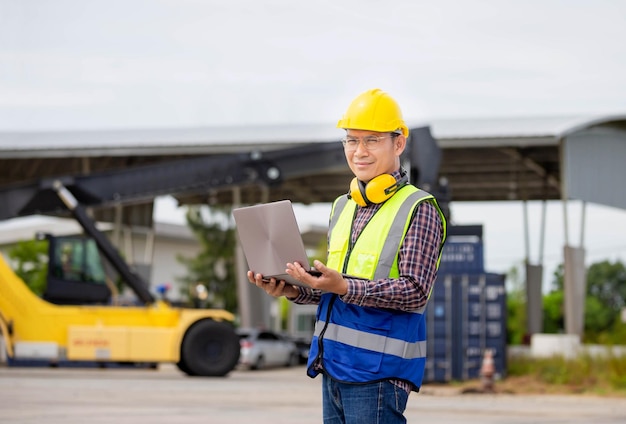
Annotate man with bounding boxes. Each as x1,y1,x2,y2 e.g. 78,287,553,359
248,88,446,424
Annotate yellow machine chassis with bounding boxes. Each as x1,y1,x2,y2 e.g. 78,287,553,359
0,254,234,363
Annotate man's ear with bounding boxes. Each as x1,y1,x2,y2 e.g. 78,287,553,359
394,135,407,155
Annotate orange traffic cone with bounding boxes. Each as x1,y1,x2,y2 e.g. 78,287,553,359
480,349,495,392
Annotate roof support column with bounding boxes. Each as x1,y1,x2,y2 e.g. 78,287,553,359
524,200,545,337
560,136,586,339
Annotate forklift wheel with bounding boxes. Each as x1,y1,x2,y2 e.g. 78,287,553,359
179,320,240,377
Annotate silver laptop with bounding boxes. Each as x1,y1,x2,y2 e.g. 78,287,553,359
232,200,321,288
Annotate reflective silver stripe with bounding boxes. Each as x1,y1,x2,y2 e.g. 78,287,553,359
314,321,427,360
329,196,350,235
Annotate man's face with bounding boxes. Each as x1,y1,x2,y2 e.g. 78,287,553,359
343,129,406,183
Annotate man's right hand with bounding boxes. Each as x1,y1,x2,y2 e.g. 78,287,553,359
247,271,300,299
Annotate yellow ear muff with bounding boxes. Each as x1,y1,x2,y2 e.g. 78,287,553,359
348,173,409,206
349,177,368,207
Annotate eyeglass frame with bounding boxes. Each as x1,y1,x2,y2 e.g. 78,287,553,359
341,133,400,151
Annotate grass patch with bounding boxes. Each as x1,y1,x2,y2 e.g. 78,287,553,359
505,353,626,396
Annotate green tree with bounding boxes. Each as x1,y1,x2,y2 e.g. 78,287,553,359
584,296,614,340
584,260,626,343
505,263,526,344
177,205,238,313
542,290,564,333
586,260,625,318
8,239,49,296
542,264,565,334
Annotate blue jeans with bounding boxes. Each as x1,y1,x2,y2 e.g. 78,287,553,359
322,374,409,424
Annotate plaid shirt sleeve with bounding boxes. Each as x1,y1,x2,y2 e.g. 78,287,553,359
291,286,323,305
339,200,444,311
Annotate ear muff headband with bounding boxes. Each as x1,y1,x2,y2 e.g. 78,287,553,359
349,173,409,207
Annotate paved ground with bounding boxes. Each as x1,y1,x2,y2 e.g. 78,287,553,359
1,364,625,424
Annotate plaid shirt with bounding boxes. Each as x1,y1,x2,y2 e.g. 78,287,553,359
293,173,445,393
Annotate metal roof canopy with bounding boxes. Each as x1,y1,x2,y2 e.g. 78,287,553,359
1,115,625,212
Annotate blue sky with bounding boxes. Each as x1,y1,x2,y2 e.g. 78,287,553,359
2,0,626,283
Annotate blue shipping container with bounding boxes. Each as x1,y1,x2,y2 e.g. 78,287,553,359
424,272,507,383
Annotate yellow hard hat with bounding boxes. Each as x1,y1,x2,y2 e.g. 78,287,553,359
337,88,409,138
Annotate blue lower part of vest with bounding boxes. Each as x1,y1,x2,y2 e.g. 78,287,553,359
307,294,427,390
307,337,426,390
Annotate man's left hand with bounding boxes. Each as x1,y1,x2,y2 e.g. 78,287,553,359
285,260,348,295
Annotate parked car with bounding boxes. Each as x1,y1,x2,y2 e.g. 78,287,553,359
237,328,300,370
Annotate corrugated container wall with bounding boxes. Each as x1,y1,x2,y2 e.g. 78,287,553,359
424,225,507,383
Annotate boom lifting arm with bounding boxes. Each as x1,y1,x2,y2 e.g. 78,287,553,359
0,143,348,219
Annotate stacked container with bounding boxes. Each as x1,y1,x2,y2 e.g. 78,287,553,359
424,225,507,383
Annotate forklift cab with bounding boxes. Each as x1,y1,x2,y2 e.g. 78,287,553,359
39,233,112,305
